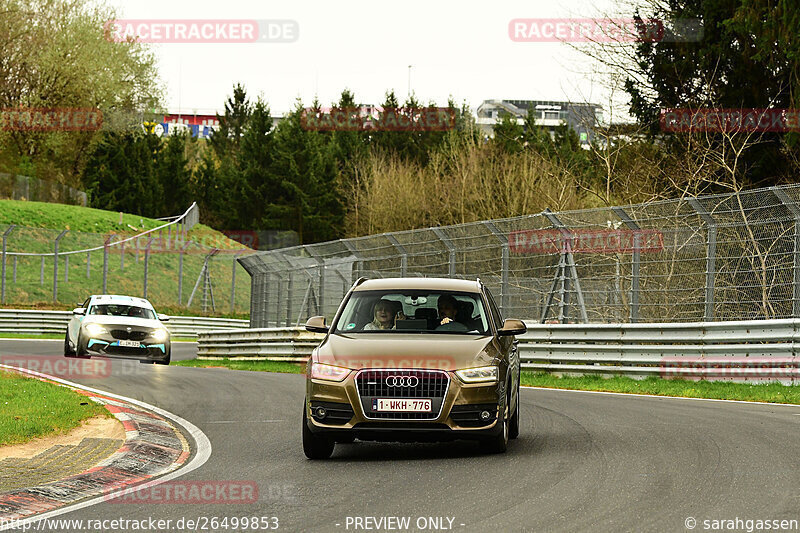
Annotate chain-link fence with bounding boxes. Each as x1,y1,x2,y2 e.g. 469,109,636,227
0,173,88,206
0,204,254,316
241,184,800,327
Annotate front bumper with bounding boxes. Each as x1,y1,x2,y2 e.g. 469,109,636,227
84,335,169,361
305,369,503,442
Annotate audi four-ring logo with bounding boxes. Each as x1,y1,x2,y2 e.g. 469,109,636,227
386,375,419,387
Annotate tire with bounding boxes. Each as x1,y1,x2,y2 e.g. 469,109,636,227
75,334,90,359
64,332,75,357
481,382,509,454
509,380,520,440
302,405,335,459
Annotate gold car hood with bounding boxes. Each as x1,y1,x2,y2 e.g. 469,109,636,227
315,333,498,371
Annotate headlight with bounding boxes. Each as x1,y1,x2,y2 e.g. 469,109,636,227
455,366,498,383
311,362,351,382
84,323,107,337
150,328,169,342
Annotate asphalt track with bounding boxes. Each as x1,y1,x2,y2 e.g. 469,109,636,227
2,339,800,533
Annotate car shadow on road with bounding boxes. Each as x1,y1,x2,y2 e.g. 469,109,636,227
325,437,536,462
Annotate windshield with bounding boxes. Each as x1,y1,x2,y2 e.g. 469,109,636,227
88,304,156,320
333,290,489,335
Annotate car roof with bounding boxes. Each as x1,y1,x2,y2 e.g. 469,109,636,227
353,277,481,293
89,295,154,309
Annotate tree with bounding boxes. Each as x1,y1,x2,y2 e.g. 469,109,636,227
491,113,525,153
237,97,276,229
265,102,343,243
156,131,193,217
208,83,252,164
619,0,800,187
83,131,163,217
0,0,162,187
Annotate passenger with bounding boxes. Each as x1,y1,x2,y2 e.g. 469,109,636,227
364,299,404,330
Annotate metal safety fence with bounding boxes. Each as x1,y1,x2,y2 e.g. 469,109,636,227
240,184,800,326
0,308,248,337
196,319,800,383
0,203,255,314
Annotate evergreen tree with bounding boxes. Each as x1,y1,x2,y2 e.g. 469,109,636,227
156,130,193,216
265,101,343,243
84,131,163,217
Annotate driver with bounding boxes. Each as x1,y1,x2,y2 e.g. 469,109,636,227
436,294,468,331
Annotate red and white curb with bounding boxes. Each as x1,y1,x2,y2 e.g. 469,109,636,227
0,364,211,530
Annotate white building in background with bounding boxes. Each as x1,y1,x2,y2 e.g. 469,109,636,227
476,100,603,147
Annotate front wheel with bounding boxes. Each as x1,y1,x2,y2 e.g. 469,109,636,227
302,405,335,459
64,331,75,357
509,381,520,440
481,387,509,454
75,334,90,359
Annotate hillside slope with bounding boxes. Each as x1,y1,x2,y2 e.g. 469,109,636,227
0,201,252,317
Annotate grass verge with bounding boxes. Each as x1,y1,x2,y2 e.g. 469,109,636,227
0,333,63,340
169,362,800,405
521,372,800,405
174,358,305,374
0,370,109,446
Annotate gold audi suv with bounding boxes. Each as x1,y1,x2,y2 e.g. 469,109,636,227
302,277,526,459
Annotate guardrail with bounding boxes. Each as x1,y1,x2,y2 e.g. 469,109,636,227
195,319,800,382
197,328,323,362
0,309,248,337
519,320,799,381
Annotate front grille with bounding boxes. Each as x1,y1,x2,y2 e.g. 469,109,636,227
111,329,147,341
105,345,149,355
355,369,449,420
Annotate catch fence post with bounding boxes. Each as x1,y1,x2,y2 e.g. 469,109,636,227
484,221,510,315
689,198,717,321
230,251,244,314
103,235,115,293
385,234,408,277
53,230,68,303
612,207,641,323
773,188,800,317
432,228,456,276
143,237,154,298
1,225,16,304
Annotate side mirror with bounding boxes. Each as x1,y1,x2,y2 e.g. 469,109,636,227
498,318,526,337
72,307,86,315
305,316,329,333
158,314,170,322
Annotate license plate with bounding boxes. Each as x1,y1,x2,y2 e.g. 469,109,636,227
372,398,432,412
119,340,141,348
